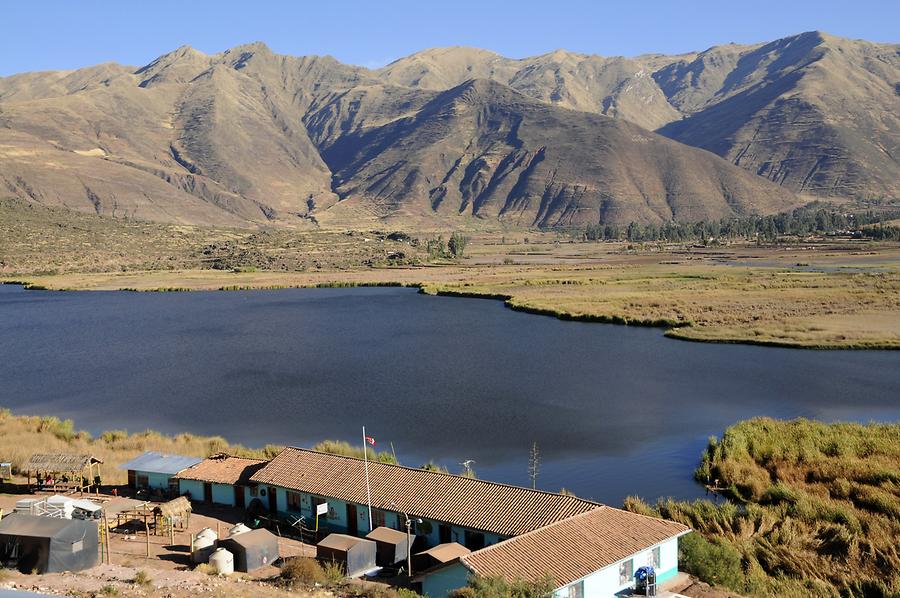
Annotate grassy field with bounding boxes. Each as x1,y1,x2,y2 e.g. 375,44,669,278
627,419,900,598
0,408,282,485
2,197,899,349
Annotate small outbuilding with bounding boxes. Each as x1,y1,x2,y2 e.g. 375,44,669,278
218,528,279,572
413,542,470,573
0,513,98,573
119,452,203,495
317,533,376,578
365,526,410,567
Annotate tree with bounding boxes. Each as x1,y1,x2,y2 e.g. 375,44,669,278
448,232,469,258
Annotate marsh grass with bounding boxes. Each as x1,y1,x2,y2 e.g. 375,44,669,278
0,408,279,485
627,418,900,597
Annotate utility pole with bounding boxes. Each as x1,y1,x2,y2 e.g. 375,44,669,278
528,442,540,490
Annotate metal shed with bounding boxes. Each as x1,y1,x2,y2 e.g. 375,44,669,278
413,542,471,572
0,513,98,573
365,526,410,566
316,533,376,578
218,528,279,572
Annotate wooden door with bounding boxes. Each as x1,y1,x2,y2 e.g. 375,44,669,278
268,487,278,513
347,503,358,536
203,483,213,503
235,486,245,509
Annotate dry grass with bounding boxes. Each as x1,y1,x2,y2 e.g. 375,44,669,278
628,418,900,597
0,408,281,485
2,198,899,350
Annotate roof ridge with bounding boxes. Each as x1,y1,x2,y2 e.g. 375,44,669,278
283,447,601,505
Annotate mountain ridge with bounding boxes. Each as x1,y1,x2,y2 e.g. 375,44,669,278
0,31,893,229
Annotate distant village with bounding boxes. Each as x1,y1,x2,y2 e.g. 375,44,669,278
0,446,692,597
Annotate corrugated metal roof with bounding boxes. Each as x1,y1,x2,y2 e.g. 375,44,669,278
175,454,266,485
250,448,600,537
366,526,408,544
460,507,690,588
318,533,373,552
416,542,471,563
118,452,203,475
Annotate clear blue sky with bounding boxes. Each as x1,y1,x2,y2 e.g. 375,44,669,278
1,0,897,76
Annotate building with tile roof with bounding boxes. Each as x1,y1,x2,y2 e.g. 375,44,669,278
175,454,266,507
249,447,599,545
419,506,690,598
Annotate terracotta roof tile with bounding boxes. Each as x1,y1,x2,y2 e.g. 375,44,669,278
461,507,690,587
176,454,266,485
250,448,600,536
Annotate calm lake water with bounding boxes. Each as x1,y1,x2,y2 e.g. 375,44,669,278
1,283,898,505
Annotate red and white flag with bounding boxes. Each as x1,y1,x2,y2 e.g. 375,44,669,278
365,436,376,446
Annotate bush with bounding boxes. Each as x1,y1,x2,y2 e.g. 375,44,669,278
450,574,555,598
678,533,745,590
194,563,218,576
99,584,119,595
322,560,346,586
280,557,325,585
100,430,128,444
132,570,151,586
421,461,449,473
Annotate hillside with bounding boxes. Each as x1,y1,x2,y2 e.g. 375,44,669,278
321,79,796,227
1,42,799,229
380,32,900,201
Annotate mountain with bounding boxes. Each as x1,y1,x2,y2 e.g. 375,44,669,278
4,33,891,229
318,79,795,227
378,32,900,201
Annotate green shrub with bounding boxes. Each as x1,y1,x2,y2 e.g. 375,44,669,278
132,570,151,586
451,574,554,598
678,533,745,590
99,584,119,595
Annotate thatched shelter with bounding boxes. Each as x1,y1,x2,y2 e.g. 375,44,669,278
22,453,102,495
154,496,192,534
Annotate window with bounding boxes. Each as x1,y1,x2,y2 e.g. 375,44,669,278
618,559,634,586
648,546,661,569
249,486,259,497
439,524,452,544
372,509,386,528
286,491,302,512
567,581,583,598
464,530,485,550
136,474,149,489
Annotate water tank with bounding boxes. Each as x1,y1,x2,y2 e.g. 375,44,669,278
192,535,216,563
196,527,218,542
228,523,251,537
209,548,234,576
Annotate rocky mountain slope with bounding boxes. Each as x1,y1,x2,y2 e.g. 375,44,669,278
380,32,900,201
2,31,891,229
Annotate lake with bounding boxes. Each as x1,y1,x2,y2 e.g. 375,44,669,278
1,283,898,505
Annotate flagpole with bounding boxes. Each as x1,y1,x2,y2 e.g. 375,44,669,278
362,426,373,532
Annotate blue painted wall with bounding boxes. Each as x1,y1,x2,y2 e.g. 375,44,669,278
134,470,174,491
262,485,505,550
422,562,470,598
179,479,205,501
